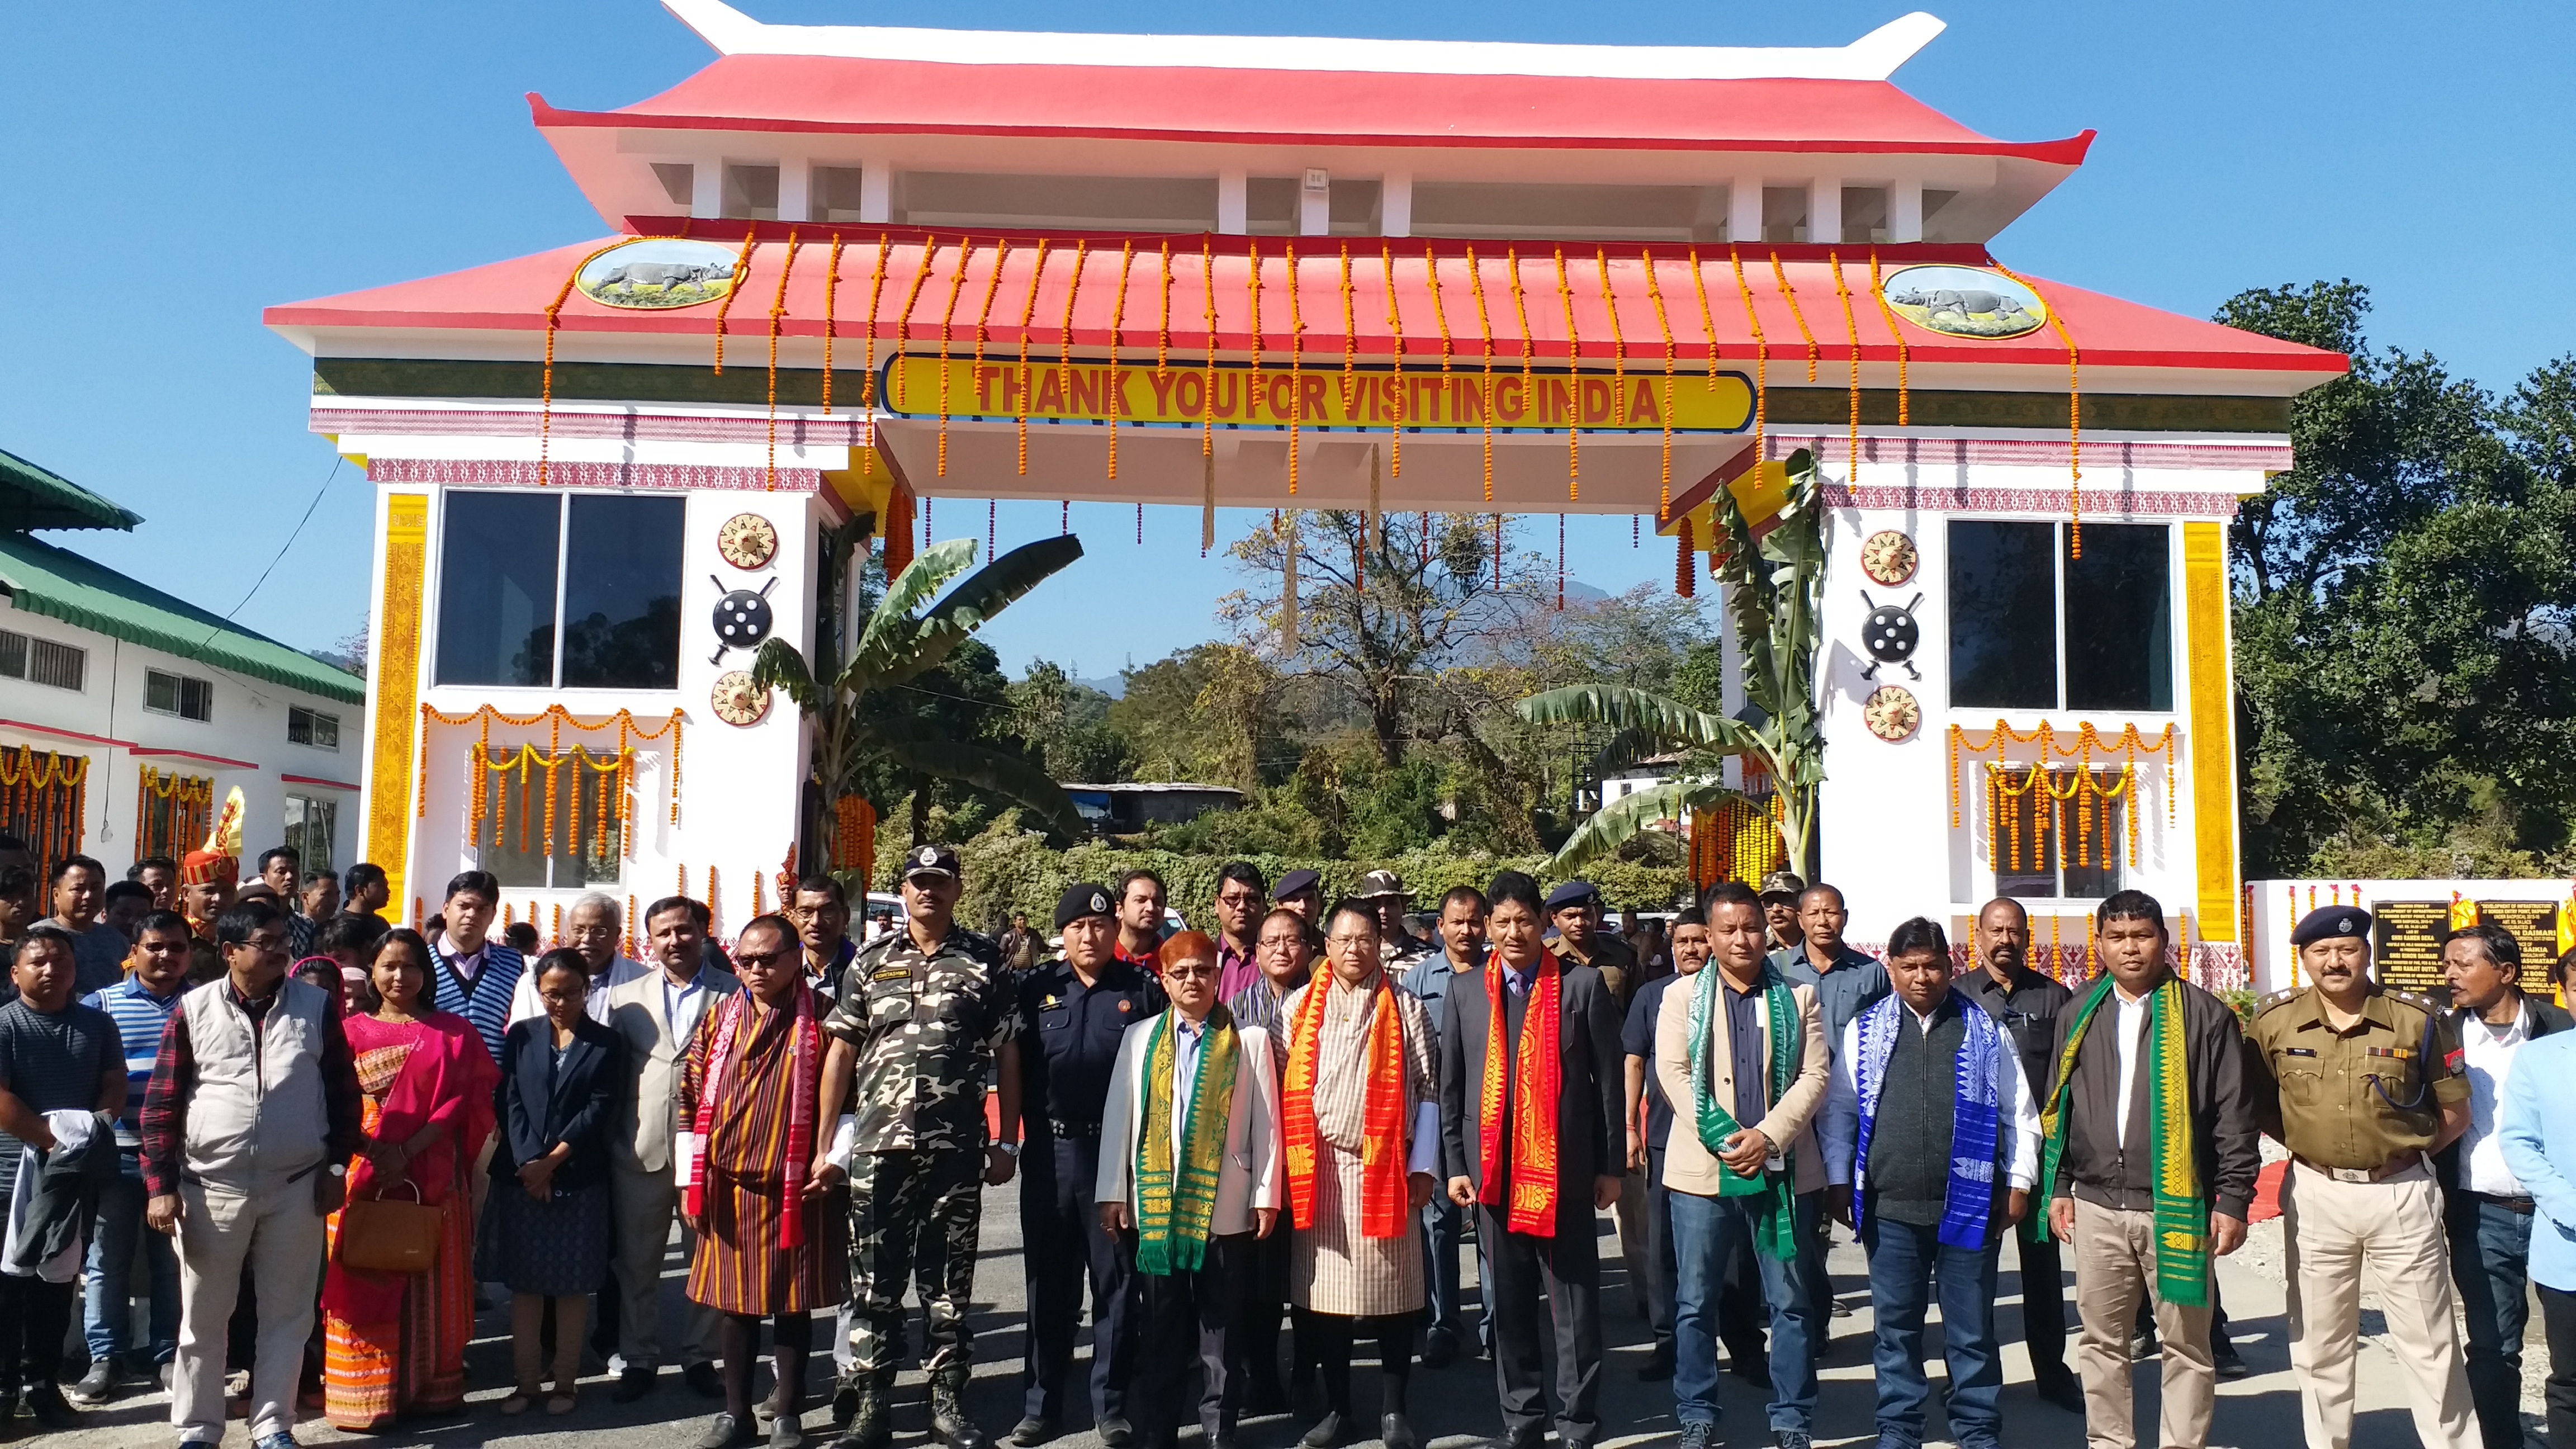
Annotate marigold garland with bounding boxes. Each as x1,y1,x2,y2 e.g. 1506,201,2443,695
1338,245,1359,413
711,229,760,375
763,229,803,490
1284,242,1301,495
1687,248,1723,392
860,233,892,410
934,238,977,477
1156,237,1174,381
1201,238,1219,470
1865,248,1911,425
1466,245,1498,503
821,233,845,414
1641,247,1679,514
889,236,937,413
1425,244,1456,426
0,748,88,878
537,247,605,488
1769,250,1818,383
1675,515,1696,599
1553,248,1579,499
1728,247,1771,468
1015,237,1049,475
1380,244,1404,478
1828,250,1862,477
1058,238,1090,395
1107,239,1135,481
135,765,211,862
1989,261,2083,556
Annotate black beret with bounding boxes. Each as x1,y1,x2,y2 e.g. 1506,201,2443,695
2290,905,2373,948
1054,882,1116,931
1545,880,1600,913
1275,868,1323,899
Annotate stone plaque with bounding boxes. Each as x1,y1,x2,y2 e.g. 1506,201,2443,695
2474,899,2561,995
2370,900,2450,995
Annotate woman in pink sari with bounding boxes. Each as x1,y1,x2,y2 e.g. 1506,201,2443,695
319,928,500,1430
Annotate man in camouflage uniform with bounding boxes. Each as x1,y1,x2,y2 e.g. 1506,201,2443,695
815,845,1022,1449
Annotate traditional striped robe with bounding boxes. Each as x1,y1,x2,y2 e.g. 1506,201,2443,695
680,988,850,1315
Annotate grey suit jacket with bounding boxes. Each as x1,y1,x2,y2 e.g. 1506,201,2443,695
603,965,741,1175
1437,956,1626,1197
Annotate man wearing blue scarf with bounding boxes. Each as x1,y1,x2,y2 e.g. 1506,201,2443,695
1817,918,2039,1449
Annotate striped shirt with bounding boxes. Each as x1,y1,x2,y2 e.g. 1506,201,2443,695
83,974,184,1146
433,939,526,1064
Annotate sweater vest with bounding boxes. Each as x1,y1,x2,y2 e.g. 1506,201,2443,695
179,977,332,1193
1865,1005,1968,1227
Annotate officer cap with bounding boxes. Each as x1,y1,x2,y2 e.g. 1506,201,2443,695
2290,904,2374,948
1545,880,1602,913
1054,881,1116,930
1275,868,1324,900
902,844,962,882
1354,869,1409,902
1758,870,1808,905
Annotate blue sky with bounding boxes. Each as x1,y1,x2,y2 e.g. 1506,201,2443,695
4,1,2569,676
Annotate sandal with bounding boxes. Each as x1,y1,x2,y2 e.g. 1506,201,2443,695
547,1392,579,1415
501,1389,541,1416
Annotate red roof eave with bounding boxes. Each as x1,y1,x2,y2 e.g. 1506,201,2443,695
530,92,2094,161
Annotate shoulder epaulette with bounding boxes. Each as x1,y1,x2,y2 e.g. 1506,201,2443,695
2385,989,2438,1015
2256,987,2304,1014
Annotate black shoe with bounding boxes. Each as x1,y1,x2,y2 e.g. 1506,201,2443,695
1299,1411,1349,1448
1211,1437,1240,1449
67,1358,120,1405
695,1413,760,1449
1007,1417,1058,1447
1637,1349,1673,1382
1380,1414,1419,1449
931,1377,989,1449
836,1384,891,1449
2033,1371,2086,1413
614,1367,659,1403
1419,1329,1457,1369
831,1386,861,1433
1097,1417,1135,1448
1772,1433,1811,1449
1829,1298,1852,1318
2128,1326,2158,1362
2212,1338,2249,1380
686,1362,727,1399
22,1385,75,1432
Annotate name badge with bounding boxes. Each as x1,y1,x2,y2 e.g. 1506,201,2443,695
873,967,911,982
2282,1047,2317,1058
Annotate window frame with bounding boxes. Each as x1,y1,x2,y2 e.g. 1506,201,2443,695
143,667,214,722
0,628,86,693
287,705,341,751
1945,519,2177,716
430,489,684,693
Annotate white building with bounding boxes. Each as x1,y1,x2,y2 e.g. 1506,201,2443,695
0,448,366,883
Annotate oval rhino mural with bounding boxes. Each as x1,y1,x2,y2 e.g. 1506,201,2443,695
1882,264,2050,340
575,238,743,310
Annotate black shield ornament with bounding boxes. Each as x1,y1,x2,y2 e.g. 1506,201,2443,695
708,575,779,664
1858,590,1923,681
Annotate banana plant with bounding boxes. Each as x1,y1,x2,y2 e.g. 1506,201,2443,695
1517,448,1830,875
752,533,1088,842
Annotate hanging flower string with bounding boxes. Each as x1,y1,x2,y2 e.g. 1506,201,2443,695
820,233,845,414
1380,244,1404,478
1769,250,1819,382
1425,244,1456,428
1466,245,1498,503
934,238,978,476
1338,245,1359,413
1015,238,1049,475
763,229,803,490
1865,248,1911,425
859,234,892,410
1553,248,1579,500
1284,242,1302,495
1728,247,1771,469
537,245,607,488
1827,250,1862,478
888,237,937,413
1990,261,2083,556
710,229,761,375
1107,239,1135,480
1687,248,1724,394
1641,248,1678,515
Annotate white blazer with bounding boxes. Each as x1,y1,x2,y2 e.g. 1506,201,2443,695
1096,1014,1282,1238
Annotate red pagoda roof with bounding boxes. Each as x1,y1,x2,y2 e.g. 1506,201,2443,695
265,229,2345,387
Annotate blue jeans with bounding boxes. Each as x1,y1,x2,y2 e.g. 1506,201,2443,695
84,1147,180,1367
1670,1187,1820,1432
1860,1213,2002,1449
2446,1193,2535,1449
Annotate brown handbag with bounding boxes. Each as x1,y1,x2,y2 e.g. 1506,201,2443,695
336,1178,442,1274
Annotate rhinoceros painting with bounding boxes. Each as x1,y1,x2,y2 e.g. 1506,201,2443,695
574,238,744,311
1881,264,2049,339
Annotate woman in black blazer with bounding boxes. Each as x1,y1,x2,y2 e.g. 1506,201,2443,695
475,948,626,1415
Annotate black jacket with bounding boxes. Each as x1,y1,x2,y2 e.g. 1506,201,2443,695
490,1015,626,1191
2047,974,2261,1223
2429,989,2574,1192
1437,958,1626,1201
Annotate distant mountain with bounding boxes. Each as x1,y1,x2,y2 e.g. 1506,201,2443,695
1074,674,1125,699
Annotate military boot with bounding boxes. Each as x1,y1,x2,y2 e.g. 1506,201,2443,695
832,1376,891,1449
928,1372,991,1449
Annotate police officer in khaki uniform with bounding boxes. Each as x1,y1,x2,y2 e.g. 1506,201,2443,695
2250,905,2478,1449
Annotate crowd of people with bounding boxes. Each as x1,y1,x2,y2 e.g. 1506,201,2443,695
2,825,2574,1449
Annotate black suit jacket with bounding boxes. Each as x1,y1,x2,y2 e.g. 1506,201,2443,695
1437,956,1626,1200
491,1015,626,1190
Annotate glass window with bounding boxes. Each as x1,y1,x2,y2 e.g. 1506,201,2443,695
2063,524,2173,711
560,495,685,690
144,669,212,721
0,630,84,692
287,706,340,750
282,794,338,875
1947,521,2057,709
476,751,624,888
435,492,561,687
1991,768,2128,901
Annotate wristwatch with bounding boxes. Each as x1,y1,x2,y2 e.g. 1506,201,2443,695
328,1164,348,1178
991,1142,1020,1158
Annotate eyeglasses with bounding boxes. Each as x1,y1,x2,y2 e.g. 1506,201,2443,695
1164,962,1218,979
1325,934,1376,949
733,950,789,967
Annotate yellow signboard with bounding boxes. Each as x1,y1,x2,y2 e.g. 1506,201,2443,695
879,354,1754,434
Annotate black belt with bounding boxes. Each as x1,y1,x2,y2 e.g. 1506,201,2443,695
2470,1191,2536,1214
1045,1117,1102,1140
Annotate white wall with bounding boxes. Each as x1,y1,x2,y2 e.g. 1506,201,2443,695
0,594,359,875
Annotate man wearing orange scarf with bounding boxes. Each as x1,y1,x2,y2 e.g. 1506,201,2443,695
1278,900,1439,1449
1437,872,1626,1449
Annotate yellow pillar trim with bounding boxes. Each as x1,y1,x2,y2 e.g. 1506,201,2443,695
366,494,429,913
2182,521,2238,940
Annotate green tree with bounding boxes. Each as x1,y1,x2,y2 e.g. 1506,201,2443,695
2222,282,2576,873
1008,661,1134,783
754,535,1087,853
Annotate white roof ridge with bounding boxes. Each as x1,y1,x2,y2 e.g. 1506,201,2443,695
660,0,1945,82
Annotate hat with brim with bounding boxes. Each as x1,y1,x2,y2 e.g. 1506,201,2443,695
902,844,961,881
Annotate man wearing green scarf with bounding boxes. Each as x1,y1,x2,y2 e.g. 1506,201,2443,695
2038,890,2257,1449
1652,882,1831,1449
1097,931,1282,1449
